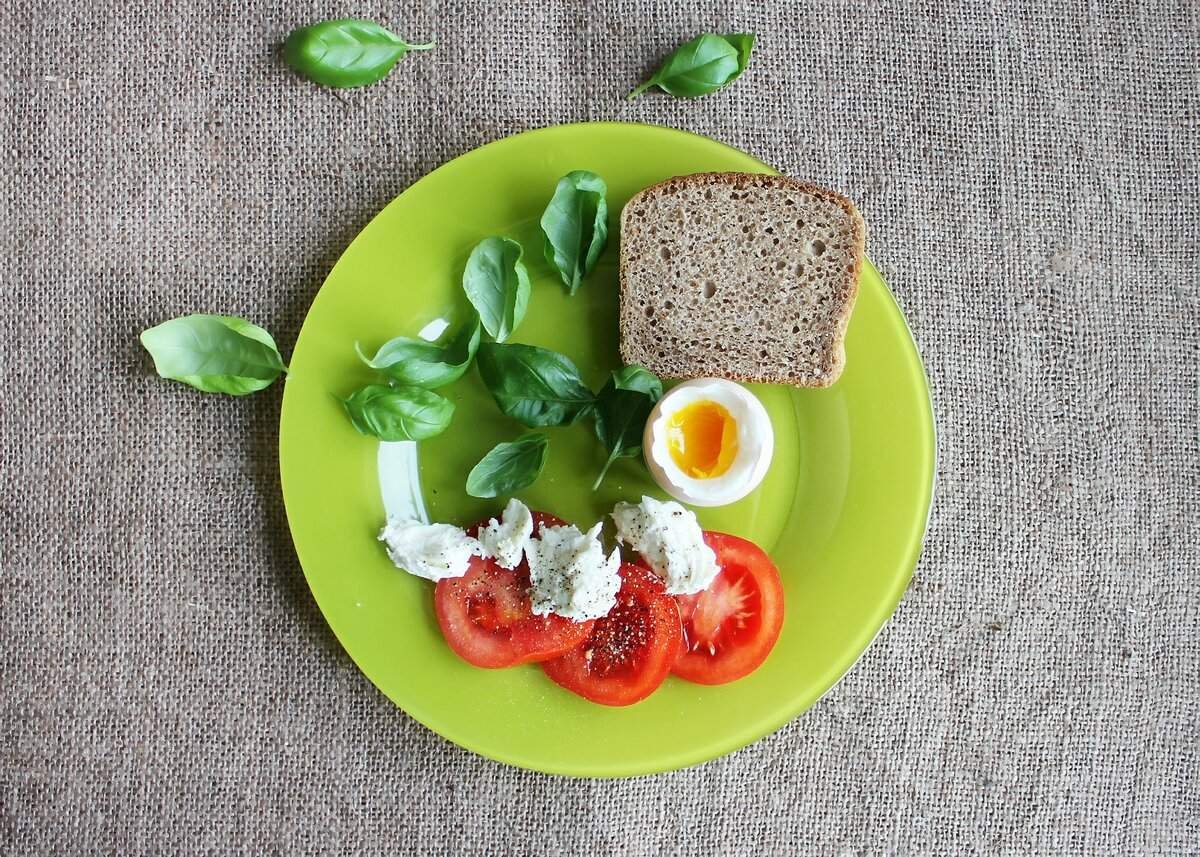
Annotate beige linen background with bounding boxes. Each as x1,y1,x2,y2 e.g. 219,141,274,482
2,1,1197,853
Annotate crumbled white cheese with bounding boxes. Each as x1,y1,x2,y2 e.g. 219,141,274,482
611,495,719,595
378,518,484,581
476,497,534,570
526,523,621,622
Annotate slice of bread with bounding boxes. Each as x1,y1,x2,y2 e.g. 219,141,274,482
618,173,865,387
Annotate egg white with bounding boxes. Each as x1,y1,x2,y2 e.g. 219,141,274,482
642,378,774,507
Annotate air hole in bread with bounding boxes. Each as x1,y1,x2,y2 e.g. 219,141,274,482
811,239,826,256
660,246,671,261
702,281,717,299
664,300,674,310
791,325,800,334
644,306,654,318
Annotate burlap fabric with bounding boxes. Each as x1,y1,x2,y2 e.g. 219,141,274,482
2,1,1196,853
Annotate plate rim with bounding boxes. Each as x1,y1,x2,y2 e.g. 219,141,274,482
279,120,937,777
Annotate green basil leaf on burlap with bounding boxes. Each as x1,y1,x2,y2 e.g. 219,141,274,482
628,33,755,100
139,314,286,396
284,19,433,88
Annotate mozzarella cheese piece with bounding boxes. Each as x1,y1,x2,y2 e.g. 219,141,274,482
525,523,621,622
476,497,534,570
611,495,719,595
378,518,484,581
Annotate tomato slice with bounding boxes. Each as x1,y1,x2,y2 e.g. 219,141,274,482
672,532,785,685
434,512,592,668
540,564,683,706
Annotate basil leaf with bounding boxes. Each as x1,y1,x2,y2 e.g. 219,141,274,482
462,237,531,343
540,171,609,295
466,433,549,499
627,33,755,100
723,33,755,75
356,315,481,389
476,342,595,428
592,365,663,490
342,384,454,441
139,314,286,396
283,19,433,88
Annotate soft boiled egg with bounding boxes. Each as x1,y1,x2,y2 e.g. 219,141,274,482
643,378,774,507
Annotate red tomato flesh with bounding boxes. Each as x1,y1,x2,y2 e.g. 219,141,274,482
672,532,785,685
434,512,592,668
541,564,682,706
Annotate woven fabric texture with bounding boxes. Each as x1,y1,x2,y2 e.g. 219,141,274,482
2,1,1197,853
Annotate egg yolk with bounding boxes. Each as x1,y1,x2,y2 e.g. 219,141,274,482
666,401,739,479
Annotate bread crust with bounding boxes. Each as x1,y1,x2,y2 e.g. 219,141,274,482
617,172,865,387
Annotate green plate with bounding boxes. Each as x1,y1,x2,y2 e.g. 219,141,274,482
279,122,934,777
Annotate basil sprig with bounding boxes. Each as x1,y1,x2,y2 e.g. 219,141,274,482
462,237,531,343
476,342,595,428
591,365,663,490
139,314,287,396
466,433,549,498
342,384,454,441
284,19,433,88
356,315,481,389
628,33,755,100
540,171,609,295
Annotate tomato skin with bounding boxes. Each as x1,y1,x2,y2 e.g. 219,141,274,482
540,563,682,706
672,532,785,685
434,511,591,669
